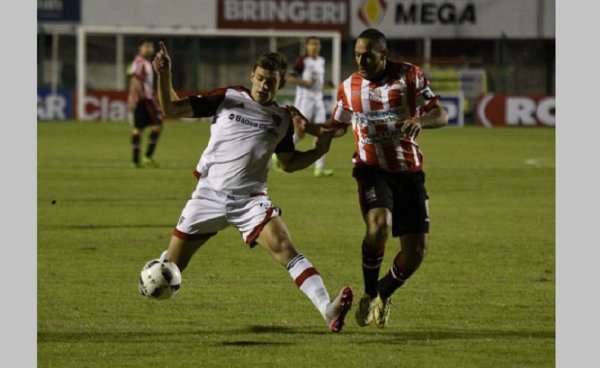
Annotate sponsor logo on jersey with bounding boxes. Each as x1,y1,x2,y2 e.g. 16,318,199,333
369,89,383,102
362,106,407,123
228,113,279,136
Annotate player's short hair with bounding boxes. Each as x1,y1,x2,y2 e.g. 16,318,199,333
254,52,288,79
137,38,154,49
306,36,320,44
357,28,387,51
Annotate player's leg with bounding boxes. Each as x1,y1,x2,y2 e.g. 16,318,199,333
161,234,213,272
353,169,394,326
312,101,333,177
374,172,430,328
142,100,163,167
131,102,144,168
154,191,227,272
254,216,353,332
377,233,427,301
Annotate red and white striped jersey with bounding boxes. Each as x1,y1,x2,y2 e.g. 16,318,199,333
128,55,155,101
332,61,440,173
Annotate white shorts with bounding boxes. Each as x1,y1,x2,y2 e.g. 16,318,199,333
294,97,326,124
173,188,281,247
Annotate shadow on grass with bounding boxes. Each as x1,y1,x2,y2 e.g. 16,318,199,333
42,224,173,230
37,325,325,345
38,326,555,345
360,329,555,345
219,340,293,347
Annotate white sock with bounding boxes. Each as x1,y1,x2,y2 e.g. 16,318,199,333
314,155,325,170
287,254,330,319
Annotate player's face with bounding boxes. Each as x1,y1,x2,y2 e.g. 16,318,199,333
250,67,281,105
305,39,321,57
354,38,387,80
139,42,155,58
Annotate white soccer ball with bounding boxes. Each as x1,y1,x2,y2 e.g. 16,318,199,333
139,259,182,300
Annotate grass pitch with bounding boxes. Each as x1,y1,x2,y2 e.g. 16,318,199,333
38,121,555,367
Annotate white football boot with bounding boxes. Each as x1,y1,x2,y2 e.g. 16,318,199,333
325,287,354,332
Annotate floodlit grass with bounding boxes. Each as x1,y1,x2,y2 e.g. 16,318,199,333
38,121,555,367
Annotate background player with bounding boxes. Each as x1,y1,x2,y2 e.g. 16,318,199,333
330,29,448,328
274,36,334,177
144,42,353,332
127,39,163,168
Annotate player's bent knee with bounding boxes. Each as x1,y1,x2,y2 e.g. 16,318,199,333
366,217,391,243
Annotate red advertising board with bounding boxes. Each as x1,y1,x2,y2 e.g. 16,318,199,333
217,0,349,34
80,90,129,121
76,90,200,121
476,94,555,127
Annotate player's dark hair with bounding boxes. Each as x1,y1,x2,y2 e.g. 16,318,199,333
357,28,387,51
254,52,288,88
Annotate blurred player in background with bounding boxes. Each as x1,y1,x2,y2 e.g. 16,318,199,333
329,28,448,328
273,36,334,177
146,42,353,332
128,39,163,168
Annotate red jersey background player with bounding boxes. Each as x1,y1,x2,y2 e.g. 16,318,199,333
330,28,448,328
127,39,163,168
141,42,353,332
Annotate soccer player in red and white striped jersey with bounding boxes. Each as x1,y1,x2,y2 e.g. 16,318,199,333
330,28,448,328
128,39,163,168
141,42,353,332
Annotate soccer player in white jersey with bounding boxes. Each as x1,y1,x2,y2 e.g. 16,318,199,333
127,39,163,168
329,29,448,328
144,42,353,332
274,37,334,177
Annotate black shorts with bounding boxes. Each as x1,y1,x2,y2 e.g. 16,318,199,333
134,99,163,129
353,167,430,237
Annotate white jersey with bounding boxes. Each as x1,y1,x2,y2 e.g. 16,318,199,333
292,55,325,101
188,86,294,195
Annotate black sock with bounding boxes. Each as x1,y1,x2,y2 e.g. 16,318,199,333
377,253,414,300
132,134,141,164
361,240,384,299
145,131,160,158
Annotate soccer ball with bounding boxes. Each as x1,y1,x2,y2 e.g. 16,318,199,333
139,259,182,300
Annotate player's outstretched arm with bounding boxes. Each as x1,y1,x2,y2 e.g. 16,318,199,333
153,41,193,118
286,106,348,138
276,131,334,173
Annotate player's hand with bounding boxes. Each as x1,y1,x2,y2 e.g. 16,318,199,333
314,130,334,156
322,119,349,138
153,41,171,74
399,117,422,138
286,105,320,136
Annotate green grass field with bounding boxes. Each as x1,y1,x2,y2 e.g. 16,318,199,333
38,121,555,368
